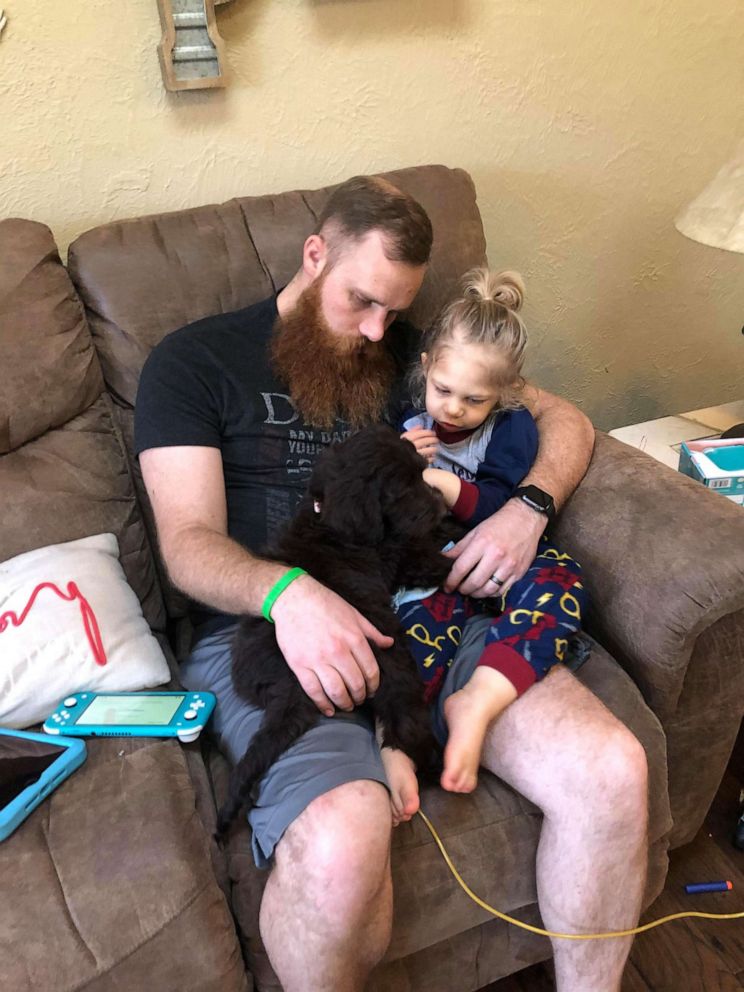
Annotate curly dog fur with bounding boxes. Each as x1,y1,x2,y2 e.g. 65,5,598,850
216,425,459,835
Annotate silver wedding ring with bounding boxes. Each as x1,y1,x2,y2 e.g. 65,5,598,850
490,574,503,586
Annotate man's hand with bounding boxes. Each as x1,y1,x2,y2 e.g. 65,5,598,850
444,498,547,597
401,427,438,463
272,574,393,716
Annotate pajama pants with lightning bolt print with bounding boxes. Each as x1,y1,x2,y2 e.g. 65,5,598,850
396,543,587,706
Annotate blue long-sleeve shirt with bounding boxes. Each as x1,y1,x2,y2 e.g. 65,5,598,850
399,407,538,526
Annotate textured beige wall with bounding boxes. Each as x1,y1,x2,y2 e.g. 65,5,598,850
2,0,743,430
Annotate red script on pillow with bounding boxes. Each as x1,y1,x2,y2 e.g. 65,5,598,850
0,581,107,666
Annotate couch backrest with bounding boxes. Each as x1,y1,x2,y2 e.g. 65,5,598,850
0,219,166,631
67,165,487,407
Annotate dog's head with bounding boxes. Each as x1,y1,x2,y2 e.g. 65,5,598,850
308,425,446,547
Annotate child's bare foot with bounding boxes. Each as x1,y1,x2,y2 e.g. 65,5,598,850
380,747,420,826
441,667,517,793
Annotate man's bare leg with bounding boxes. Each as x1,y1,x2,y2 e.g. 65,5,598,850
259,779,393,992
480,666,649,992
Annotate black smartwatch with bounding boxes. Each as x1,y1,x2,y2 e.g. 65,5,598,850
513,485,556,523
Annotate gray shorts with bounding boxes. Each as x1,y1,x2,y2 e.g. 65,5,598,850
182,617,493,868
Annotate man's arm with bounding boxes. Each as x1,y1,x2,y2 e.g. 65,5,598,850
519,385,595,509
140,445,391,716
445,386,594,597
140,446,275,616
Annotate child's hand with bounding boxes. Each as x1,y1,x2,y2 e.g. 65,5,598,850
423,467,462,509
401,427,438,464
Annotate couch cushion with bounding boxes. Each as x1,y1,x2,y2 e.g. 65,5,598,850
0,217,166,635
0,728,250,992
66,165,487,408
0,395,166,633
0,219,102,454
208,641,672,988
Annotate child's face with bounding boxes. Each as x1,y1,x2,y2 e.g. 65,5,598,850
423,342,503,434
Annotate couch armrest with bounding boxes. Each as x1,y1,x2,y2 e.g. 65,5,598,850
552,431,744,843
553,430,744,718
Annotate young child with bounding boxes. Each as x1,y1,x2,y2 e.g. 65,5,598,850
380,268,587,826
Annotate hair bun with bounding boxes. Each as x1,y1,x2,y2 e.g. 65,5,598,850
462,268,525,312
491,271,525,311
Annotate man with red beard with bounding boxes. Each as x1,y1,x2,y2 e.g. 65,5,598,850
135,176,648,992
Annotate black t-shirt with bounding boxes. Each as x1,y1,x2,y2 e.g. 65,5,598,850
134,294,418,635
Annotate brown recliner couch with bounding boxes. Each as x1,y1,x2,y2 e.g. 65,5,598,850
2,165,743,992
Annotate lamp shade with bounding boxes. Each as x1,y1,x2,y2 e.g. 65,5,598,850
675,139,744,254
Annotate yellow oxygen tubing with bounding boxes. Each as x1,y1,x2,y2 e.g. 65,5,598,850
417,809,744,940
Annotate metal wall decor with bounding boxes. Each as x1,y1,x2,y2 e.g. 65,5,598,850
157,0,233,91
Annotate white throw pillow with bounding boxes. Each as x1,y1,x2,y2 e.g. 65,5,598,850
0,533,170,729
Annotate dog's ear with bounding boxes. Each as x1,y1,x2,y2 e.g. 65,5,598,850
310,442,387,546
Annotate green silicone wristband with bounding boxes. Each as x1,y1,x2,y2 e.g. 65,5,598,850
262,567,308,623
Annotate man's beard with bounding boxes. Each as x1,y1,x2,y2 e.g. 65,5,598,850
271,278,395,429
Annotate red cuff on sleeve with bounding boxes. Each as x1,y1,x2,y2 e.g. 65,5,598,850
476,642,537,697
451,479,479,522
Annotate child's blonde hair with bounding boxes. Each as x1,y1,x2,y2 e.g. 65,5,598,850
410,267,528,411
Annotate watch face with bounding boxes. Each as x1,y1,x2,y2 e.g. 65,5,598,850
518,485,555,516
526,487,550,510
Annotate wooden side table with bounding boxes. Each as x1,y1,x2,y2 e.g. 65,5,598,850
608,399,744,469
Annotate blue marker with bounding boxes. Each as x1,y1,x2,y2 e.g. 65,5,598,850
684,881,733,894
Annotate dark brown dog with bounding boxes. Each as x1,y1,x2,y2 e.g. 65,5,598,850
216,424,458,835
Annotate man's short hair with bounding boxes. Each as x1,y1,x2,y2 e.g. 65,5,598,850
316,175,433,266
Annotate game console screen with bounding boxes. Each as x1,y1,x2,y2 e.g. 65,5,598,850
76,694,185,726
